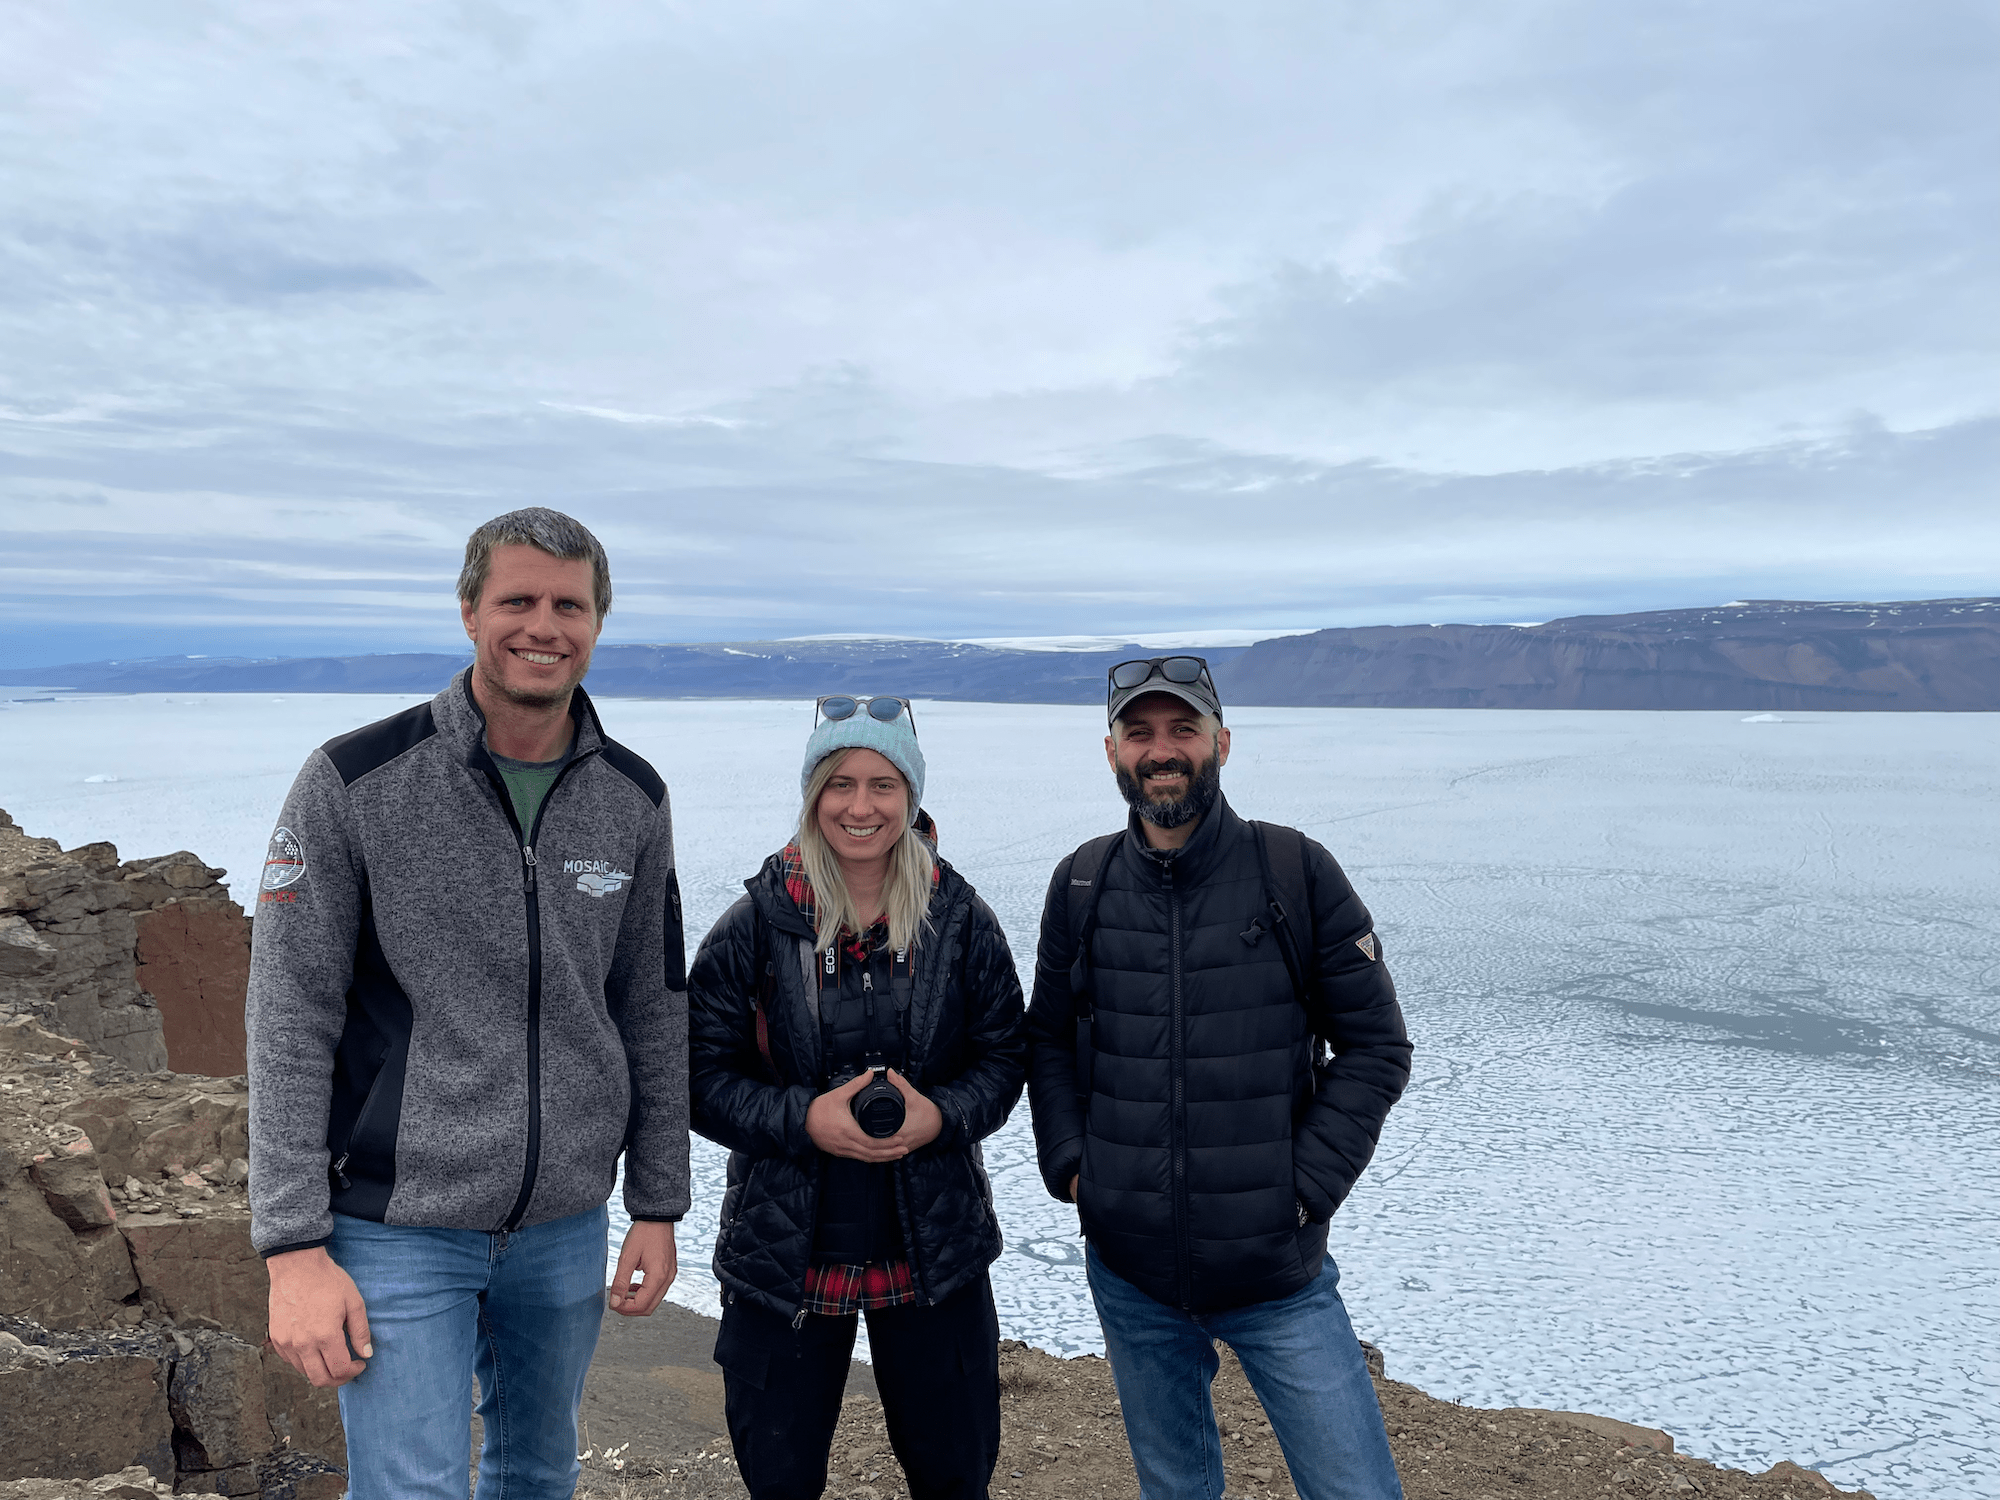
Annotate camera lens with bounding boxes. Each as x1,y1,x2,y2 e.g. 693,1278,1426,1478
851,1072,906,1139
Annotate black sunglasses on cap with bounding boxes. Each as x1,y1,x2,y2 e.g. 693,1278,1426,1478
1105,654,1221,725
1108,655,1212,692
815,695,919,736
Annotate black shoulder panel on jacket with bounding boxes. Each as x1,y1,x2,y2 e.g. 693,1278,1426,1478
597,739,667,809
323,702,439,788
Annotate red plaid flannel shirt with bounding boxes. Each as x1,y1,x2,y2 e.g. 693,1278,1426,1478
800,1259,918,1315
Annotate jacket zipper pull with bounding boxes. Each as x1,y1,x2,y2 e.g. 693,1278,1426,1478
523,845,537,891
792,1306,809,1330
331,1153,351,1190
862,970,874,992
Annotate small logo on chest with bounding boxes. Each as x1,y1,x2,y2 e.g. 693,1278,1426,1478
564,857,632,897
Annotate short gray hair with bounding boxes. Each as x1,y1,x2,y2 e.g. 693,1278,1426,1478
457,508,612,620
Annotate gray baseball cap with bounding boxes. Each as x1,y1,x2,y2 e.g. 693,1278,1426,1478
1106,655,1222,727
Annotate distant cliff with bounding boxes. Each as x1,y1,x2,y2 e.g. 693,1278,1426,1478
15,598,1999,710
13,640,1220,704
1214,598,2000,710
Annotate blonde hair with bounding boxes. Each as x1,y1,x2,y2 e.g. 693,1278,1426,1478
797,750,936,953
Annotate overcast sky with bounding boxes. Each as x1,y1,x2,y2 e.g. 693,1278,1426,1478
4,0,1995,663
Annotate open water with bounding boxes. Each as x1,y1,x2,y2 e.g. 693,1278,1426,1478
2,692,1995,1499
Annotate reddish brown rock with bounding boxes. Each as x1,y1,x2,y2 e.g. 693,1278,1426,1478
1,1167,131,1329
133,900,249,1079
31,1139,117,1230
2,811,246,1075
0,1351,174,1481
120,1210,266,1344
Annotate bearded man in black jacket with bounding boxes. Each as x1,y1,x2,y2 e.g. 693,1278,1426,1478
1025,658,1413,1500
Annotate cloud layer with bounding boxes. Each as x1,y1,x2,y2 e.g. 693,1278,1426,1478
3,0,1994,662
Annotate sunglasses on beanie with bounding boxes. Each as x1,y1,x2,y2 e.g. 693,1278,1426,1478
814,696,919,737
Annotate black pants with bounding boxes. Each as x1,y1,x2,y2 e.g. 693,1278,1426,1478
715,1273,1001,1500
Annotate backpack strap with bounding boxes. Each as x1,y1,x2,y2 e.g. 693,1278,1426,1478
1062,832,1123,1103
1250,821,1326,1068
1064,833,1123,998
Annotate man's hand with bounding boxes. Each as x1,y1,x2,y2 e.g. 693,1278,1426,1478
807,1071,911,1162
266,1247,371,1389
1069,1175,1080,1203
608,1221,678,1317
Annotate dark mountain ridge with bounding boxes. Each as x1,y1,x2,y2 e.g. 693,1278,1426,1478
11,639,1230,704
12,598,1997,710
1221,597,2000,710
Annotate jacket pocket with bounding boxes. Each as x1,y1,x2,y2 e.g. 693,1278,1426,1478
329,1039,405,1215
664,870,686,991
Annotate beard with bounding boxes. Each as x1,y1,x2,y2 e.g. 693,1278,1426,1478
1115,749,1222,829
476,651,587,712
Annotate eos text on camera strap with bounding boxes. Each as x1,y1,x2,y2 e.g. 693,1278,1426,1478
816,938,913,1077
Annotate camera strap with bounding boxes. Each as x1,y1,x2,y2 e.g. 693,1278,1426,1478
818,939,912,1074
889,945,913,1012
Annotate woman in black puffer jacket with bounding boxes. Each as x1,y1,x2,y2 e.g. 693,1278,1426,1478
689,698,1026,1500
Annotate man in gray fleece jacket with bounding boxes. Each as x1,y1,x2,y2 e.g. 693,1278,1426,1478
248,508,689,1499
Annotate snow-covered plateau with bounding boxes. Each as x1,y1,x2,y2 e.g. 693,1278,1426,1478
2,693,1994,1500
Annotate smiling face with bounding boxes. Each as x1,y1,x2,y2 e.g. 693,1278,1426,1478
813,748,909,877
1106,692,1231,831
460,543,603,711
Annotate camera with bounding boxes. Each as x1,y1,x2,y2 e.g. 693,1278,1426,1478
850,1065,906,1139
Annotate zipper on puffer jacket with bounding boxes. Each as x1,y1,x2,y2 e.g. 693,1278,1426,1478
484,747,598,1233
1166,861,1193,1309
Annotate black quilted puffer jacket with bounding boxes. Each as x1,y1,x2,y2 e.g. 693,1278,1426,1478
1025,798,1412,1313
688,852,1027,1320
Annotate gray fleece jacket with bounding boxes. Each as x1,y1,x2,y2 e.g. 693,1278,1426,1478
245,670,689,1257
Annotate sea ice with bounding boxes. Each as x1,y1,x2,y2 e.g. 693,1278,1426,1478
1,694,1993,1500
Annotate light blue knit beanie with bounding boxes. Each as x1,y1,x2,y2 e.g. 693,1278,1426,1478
801,708,926,825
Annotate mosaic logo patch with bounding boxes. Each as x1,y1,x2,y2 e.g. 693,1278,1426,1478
261,826,306,890
564,858,631,898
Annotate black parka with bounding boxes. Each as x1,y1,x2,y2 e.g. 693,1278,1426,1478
689,853,1027,1320
1025,798,1412,1313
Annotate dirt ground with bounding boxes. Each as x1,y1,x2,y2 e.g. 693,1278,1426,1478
570,1312,1869,1500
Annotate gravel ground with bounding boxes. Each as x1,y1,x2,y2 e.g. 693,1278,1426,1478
573,1336,1869,1500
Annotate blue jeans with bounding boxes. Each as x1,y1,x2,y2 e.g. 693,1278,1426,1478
1087,1245,1403,1500
328,1205,609,1500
